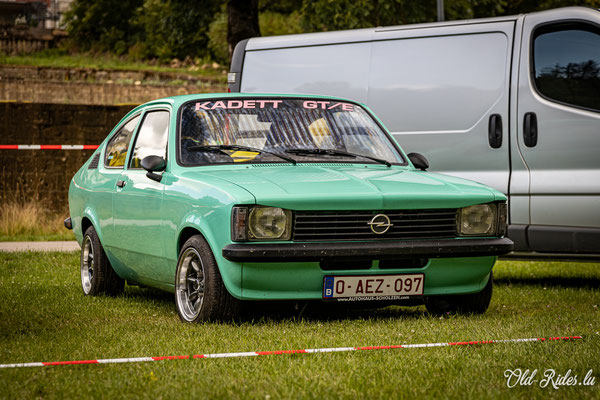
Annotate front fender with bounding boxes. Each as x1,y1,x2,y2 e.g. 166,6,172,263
175,209,243,299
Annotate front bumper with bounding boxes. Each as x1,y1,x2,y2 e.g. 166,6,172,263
222,237,514,262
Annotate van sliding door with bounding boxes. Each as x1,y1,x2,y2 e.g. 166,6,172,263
369,22,514,198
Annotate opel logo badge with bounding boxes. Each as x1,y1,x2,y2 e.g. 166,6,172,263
368,214,393,234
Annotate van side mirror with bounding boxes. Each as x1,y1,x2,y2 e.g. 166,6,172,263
141,155,166,182
407,153,429,171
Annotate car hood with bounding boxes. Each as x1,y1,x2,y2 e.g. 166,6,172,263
199,164,502,210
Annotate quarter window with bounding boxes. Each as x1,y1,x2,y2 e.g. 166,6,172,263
129,110,169,168
104,115,140,168
533,23,600,112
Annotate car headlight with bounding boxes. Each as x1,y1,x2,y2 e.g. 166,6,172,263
458,203,498,236
231,206,292,241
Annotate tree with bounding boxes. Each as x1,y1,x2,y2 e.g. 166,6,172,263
210,0,303,65
301,0,438,32
64,0,144,54
299,0,600,33
136,0,221,61
227,0,260,57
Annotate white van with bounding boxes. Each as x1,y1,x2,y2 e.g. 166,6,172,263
229,6,600,260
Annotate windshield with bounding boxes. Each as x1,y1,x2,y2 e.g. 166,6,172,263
179,98,405,165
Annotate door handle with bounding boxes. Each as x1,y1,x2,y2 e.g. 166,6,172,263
116,180,126,188
523,112,538,147
488,114,503,149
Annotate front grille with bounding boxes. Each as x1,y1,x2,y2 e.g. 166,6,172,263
293,209,458,241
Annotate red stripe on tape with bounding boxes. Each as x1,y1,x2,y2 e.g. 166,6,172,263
42,360,99,366
192,355,205,359
152,355,189,361
0,145,99,150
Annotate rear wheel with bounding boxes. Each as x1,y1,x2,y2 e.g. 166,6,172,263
174,235,239,322
425,272,493,315
80,226,124,296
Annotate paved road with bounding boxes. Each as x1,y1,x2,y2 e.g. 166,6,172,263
0,241,80,252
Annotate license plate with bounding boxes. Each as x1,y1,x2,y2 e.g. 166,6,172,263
323,274,424,301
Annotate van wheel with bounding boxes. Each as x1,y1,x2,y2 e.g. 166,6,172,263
81,226,124,296
425,272,493,315
174,235,239,322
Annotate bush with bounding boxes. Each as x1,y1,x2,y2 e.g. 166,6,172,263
65,0,220,62
64,0,144,53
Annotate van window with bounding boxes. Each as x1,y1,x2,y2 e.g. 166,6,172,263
105,115,140,168
533,23,600,112
129,110,169,169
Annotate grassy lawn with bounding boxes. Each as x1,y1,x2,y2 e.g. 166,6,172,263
0,253,598,399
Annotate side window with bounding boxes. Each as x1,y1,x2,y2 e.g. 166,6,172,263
129,110,170,169
104,115,140,168
533,23,600,112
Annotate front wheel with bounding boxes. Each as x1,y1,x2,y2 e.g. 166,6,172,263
425,272,493,315
174,235,239,322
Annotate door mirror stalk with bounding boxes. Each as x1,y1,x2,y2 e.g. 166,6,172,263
140,156,166,182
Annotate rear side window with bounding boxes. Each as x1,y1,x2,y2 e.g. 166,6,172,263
533,23,600,112
105,115,140,168
129,110,169,169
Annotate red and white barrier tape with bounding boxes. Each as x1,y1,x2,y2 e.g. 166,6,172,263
0,336,583,369
0,145,99,150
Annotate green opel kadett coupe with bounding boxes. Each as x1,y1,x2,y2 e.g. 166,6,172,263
66,93,513,322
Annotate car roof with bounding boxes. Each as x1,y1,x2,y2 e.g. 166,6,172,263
122,92,368,119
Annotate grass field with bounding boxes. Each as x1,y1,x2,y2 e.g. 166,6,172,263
0,252,598,399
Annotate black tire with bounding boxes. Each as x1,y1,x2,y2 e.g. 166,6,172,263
174,235,239,322
80,226,124,296
425,272,493,315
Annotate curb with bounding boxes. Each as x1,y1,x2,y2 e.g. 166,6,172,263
0,241,80,252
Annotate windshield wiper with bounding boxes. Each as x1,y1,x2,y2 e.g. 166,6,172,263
284,148,391,167
188,145,297,165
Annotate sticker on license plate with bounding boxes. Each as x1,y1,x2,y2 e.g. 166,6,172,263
323,274,424,301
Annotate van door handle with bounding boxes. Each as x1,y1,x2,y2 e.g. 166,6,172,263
488,114,503,149
116,180,126,188
523,112,538,147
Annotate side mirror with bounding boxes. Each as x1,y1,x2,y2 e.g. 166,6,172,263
141,155,166,182
407,152,429,171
